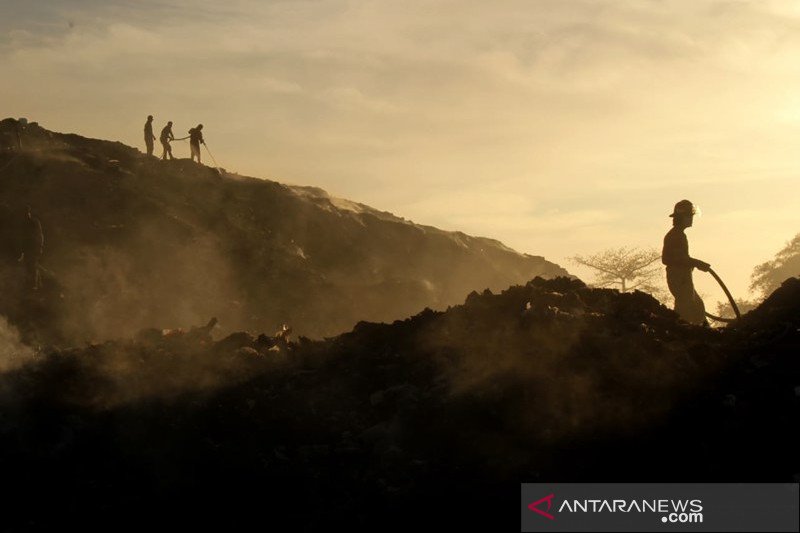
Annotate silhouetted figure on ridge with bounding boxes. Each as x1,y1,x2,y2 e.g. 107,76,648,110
160,121,175,160
15,118,26,151
144,115,156,157
189,124,204,163
662,199,709,325
18,206,44,291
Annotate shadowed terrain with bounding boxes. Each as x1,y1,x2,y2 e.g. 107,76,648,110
0,275,796,531
0,118,567,345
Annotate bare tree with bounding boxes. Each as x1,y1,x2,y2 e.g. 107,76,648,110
572,246,664,296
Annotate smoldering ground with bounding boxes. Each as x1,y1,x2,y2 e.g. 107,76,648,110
0,127,250,344
406,278,729,450
0,277,725,429
0,276,796,532
1,120,796,532
0,118,567,347
56,227,245,341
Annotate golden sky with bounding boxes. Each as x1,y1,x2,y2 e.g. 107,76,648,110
2,0,799,306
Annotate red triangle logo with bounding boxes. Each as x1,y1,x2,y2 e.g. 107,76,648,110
528,493,555,520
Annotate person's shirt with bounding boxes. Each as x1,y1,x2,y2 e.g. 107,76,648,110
189,128,204,145
144,121,154,139
160,125,174,142
662,226,692,269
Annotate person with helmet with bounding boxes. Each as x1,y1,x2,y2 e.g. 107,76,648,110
143,115,156,157
662,199,710,325
188,124,204,163
160,121,175,160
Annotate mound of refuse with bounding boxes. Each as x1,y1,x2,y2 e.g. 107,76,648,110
0,118,568,345
0,276,797,530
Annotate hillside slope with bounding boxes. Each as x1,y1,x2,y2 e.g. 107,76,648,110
0,118,568,343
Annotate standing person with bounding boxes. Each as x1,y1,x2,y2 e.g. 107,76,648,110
160,121,175,160
188,124,204,163
144,115,156,157
19,206,44,291
662,199,710,325
14,118,26,151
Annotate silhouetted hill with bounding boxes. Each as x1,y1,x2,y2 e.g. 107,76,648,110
0,118,568,344
0,275,797,530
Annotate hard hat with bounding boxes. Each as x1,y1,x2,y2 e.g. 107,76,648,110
669,199,698,218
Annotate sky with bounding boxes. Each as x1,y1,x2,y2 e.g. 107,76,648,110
2,0,799,307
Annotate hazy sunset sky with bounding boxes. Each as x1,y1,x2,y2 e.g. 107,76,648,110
2,0,799,305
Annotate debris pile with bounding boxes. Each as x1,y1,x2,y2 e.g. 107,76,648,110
0,276,797,530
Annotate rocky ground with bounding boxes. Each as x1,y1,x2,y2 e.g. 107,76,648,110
0,275,797,531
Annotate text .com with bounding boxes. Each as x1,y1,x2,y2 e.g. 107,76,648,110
662,512,703,524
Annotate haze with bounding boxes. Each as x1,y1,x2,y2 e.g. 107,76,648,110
2,0,798,305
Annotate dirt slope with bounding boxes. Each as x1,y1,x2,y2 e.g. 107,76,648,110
0,118,567,343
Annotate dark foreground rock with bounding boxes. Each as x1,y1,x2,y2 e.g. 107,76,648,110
0,276,798,531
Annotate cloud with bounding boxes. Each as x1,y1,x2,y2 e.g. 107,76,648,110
321,86,400,113
2,0,799,307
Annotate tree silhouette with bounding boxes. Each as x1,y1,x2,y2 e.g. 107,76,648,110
750,232,800,298
714,298,758,320
572,246,664,296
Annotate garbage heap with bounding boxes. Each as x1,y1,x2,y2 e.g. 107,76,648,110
0,276,797,530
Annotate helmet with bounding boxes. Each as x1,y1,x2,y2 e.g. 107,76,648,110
669,199,698,218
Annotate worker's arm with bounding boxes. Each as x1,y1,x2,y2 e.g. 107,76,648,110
662,230,710,270
663,248,710,271
693,259,711,272
662,251,694,268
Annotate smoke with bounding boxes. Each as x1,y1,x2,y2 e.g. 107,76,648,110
56,226,247,343
419,283,727,444
0,119,570,348
56,338,279,409
0,315,35,372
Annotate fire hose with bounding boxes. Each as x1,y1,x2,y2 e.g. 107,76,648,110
203,143,221,169
172,138,221,169
704,267,741,323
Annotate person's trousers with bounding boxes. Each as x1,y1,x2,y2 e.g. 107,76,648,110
667,267,706,325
